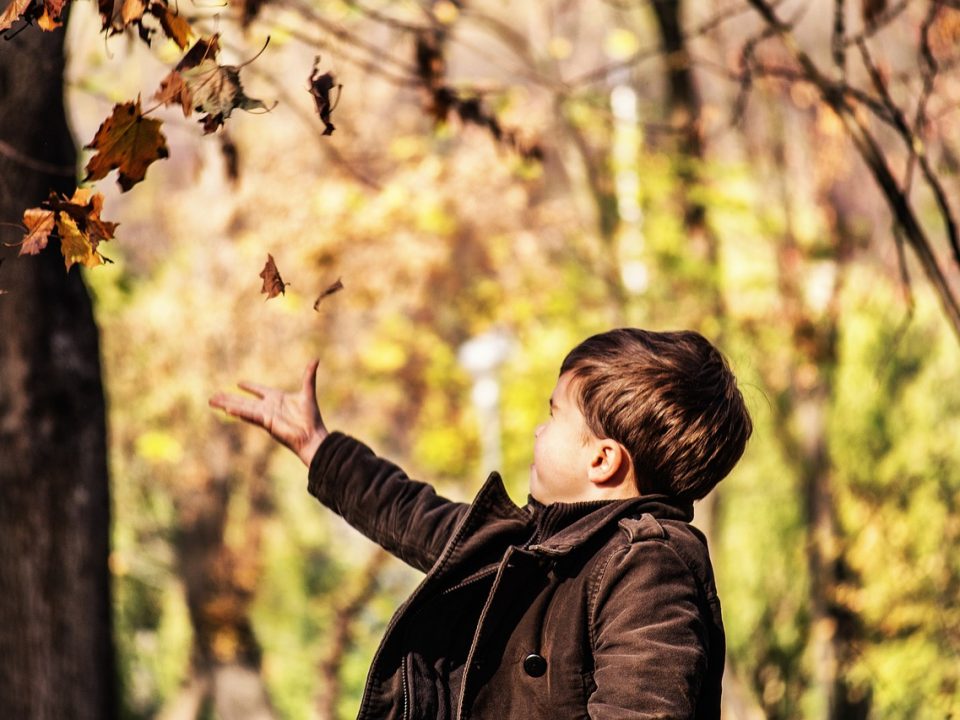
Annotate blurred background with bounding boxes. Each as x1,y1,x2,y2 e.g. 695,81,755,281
2,0,960,718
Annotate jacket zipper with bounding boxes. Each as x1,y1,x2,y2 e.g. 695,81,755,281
401,656,410,720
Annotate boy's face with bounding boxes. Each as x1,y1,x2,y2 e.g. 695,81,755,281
530,372,599,504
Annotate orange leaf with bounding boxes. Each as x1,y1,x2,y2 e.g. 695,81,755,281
259,254,288,299
0,0,32,31
84,98,169,192
153,4,192,48
120,0,145,25
19,208,56,256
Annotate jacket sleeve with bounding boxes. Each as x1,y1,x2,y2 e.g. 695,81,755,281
586,537,709,719
307,431,470,573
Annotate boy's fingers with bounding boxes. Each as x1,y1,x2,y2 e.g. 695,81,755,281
302,359,320,397
209,393,264,424
236,381,272,398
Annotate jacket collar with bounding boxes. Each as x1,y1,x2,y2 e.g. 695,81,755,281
528,495,693,556
472,473,693,558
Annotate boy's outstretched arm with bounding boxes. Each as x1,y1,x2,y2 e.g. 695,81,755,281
209,361,469,573
209,360,328,467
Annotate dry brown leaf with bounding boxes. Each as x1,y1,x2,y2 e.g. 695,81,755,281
313,278,343,310
84,98,169,191
151,2,191,48
309,59,340,136
259,254,288,299
154,70,192,116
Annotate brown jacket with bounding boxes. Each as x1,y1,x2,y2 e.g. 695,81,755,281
308,432,724,719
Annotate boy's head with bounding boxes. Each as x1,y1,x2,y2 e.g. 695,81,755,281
551,328,751,503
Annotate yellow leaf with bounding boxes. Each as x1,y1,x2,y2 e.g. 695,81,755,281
58,214,103,270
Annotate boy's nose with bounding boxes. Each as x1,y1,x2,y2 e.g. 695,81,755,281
534,423,545,437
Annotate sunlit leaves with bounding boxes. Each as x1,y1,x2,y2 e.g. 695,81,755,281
84,98,169,192
97,0,192,48
13,189,118,270
0,0,31,32
0,0,64,31
19,209,56,256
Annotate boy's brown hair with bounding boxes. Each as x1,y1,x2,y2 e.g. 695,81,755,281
560,328,752,501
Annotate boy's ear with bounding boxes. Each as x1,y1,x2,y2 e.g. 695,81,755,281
587,439,630,485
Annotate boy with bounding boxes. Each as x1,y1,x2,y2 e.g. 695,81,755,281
209,328,752,719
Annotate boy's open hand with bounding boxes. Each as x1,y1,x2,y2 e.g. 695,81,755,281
209,360,329,467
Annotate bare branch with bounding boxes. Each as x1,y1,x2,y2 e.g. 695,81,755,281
856,35,960,269
832,0,847,77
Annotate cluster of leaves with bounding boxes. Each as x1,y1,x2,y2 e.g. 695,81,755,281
1,0,340,294
7,188,118,269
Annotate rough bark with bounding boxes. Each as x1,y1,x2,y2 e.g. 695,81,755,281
0,18,116,720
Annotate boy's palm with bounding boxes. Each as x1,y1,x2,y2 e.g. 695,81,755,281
209,360,328,466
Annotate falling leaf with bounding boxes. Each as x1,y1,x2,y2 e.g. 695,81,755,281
37,0,66,30
150,2,191,48
0,0,32,32
154,70,192,116
120,0,144,25
84,98,169,191
313,278,344,310
181,59,267,134
156,35,267,134
19,209,56,256
259,254,288,299
13,189,117,266
309,59,340,136
176,33,221,71
58,214,107,270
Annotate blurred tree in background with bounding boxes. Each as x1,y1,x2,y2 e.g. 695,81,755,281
2,0,960,718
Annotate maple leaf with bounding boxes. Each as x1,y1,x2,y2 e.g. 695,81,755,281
313,278,344,310
156,35,267,133
19,208,56,256
259,254,288,299
154,70,192,116
37,0,67,29
176,34,221,71
0,0,33,32
309,59,340,136
150,2,191,48
84,98,169,191
58,214,108,270
181,59,267,134
61,188,119,245
121,0,145,26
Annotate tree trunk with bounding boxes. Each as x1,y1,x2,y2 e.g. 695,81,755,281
0,19,116,720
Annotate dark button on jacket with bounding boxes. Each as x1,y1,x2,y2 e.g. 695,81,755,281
522,653,547,678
